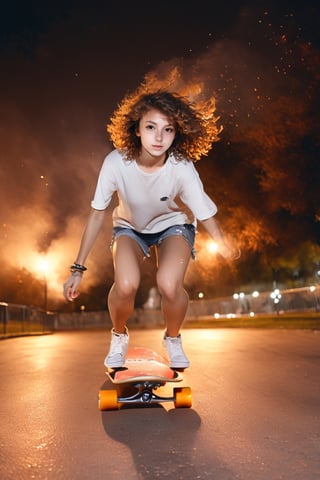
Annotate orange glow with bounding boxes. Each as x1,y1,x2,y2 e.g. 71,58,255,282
25,251,63,297
206,240,218,254
0,206,112,303
38,257,50,274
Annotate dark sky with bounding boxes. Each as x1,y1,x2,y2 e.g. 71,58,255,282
0,0,254,136
2,1,318,118
0,0,319,302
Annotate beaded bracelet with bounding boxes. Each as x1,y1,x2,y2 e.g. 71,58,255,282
70,263,87,273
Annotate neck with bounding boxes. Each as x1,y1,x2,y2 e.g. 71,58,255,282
137,152,167,172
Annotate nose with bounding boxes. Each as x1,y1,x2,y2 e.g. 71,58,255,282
155,129,163,141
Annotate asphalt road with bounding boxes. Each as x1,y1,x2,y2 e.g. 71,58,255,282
1,328,319,480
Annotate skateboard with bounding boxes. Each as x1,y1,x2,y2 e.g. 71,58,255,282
99,346,192,410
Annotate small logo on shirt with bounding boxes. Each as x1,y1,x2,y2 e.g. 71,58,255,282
160,196,169,201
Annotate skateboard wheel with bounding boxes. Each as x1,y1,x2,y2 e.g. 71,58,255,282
174,386,192,408
99,389,118,411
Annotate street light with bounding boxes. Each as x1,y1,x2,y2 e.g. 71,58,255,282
38,257,49,312
270,288,281,315
310,285,319,312
206,240,218,254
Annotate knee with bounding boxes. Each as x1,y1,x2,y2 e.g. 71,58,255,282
157,275,179,302
114,278,138,300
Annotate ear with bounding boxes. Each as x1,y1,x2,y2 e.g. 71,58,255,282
136,129,141,137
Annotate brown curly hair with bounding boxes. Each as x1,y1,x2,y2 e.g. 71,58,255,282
107,89,222,162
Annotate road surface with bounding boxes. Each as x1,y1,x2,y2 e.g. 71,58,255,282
1,328,319,479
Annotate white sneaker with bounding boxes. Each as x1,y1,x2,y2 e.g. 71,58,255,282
104,327,129,368
163,333,190,369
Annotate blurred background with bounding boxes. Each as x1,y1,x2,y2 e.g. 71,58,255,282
0,0,319,313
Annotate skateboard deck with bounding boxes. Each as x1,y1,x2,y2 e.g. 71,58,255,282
99,346,192,410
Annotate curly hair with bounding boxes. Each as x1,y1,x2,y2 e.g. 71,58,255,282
106,89,222,162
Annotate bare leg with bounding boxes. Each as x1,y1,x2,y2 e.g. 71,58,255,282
156,236,191,336
108,236,144,333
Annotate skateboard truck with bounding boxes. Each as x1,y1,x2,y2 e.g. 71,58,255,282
118,380,181,405
99,347,192,410
99,382,192,410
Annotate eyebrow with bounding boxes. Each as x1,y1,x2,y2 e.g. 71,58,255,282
144,120,174,128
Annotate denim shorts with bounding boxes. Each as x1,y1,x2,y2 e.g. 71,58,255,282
111,224,196,259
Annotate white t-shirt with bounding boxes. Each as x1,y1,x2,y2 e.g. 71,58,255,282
91,149,217,233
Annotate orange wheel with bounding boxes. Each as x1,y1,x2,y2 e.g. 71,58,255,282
174,386,192,408
99,389,118,411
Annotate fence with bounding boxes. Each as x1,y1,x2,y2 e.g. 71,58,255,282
187,285,320,318
0,302,55,336
1,285,320,336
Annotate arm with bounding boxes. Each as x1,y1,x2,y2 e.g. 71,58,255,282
63,208,106,301
201,216,241,261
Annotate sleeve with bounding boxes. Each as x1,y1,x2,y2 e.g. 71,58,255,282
179,162,218,221
90,152,117,210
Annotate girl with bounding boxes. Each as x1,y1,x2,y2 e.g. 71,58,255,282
63,90,239,369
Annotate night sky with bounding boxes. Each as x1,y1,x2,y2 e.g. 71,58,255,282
1,0,319,308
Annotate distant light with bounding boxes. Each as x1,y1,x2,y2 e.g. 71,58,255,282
214,313,220,319
252,290,259,297
38,258,49,273
270,288,280,299
270,288,281,304
310,285,316,292
198,292,204,299
249,311,255,317
233,292,247,299
207,240,218,254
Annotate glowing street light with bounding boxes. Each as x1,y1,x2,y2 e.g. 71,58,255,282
270,288,281,304
310,285,319,312
207,240,218,254
233,292,245,300
38,258,49,274
38,257,50,312
270,288,282,315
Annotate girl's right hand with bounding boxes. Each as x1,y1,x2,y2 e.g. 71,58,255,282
63,273,82,301
217,241,241,261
